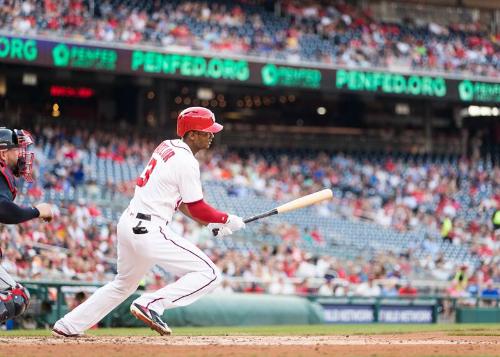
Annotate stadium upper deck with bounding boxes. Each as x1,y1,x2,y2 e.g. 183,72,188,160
0,0,498,77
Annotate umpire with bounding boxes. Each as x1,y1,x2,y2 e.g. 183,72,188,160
0,127,54,324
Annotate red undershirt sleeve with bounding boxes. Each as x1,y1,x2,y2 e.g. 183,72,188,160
185,199,228,224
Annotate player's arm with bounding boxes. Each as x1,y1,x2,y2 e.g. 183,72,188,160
184,199,245,238
0,179,53,224
178,202,209,226
0,176,38,223
177,157,244,235
183,199,227,225
0,198,40,224
177,158,228,225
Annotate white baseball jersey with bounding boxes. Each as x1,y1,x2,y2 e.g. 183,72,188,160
129,139,203,222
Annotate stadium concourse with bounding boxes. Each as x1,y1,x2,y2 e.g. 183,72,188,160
0,125,498,304
0,0,498,76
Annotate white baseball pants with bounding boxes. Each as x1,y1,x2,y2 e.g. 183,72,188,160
58,209,221,334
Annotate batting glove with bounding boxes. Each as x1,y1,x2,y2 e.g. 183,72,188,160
208,214,245,237
225,214,245,232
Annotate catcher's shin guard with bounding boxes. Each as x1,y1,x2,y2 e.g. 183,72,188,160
0,284,30,323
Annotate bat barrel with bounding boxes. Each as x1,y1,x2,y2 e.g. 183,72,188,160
276,188,332,214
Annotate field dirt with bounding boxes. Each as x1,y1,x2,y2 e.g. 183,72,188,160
0,332,498,357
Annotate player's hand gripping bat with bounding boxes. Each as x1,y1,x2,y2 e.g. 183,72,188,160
212,189,333,236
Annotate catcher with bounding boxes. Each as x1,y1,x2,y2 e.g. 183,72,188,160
0,127,54,324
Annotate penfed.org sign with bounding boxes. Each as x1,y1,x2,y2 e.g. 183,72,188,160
335,69,447,98
458,80,500,103
130,51,249,81
0,36,38,61
52,43,117,70
261,63,322,89
0,34,498,103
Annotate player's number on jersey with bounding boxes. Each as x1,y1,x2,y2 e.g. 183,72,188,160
137,158,157,187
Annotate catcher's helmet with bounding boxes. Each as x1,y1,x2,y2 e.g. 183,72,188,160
177,107,223,137
0,127,35,182
0,127,19,149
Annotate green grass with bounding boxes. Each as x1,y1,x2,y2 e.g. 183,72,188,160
0,323,499,337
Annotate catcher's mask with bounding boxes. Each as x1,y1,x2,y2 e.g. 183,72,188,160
0,127,35,182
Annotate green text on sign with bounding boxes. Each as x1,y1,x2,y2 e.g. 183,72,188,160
458,80,500,103
131,51,250,81
0,36,37,61
336,69,447,97
52,43,117,70
261,64,321,89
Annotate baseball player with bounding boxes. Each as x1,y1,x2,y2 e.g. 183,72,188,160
0,127,54,324
53,107,245,337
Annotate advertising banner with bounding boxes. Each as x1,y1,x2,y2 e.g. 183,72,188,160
1,35,498,103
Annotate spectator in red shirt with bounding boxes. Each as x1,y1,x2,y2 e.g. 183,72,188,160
398,281,418,297
244,282,265,294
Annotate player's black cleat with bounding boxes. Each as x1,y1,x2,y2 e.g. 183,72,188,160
130,303,172,336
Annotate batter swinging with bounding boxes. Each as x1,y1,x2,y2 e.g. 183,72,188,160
53,107,245,336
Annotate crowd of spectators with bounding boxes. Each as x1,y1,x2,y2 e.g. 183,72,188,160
281,0,498,76
0,200,115,283
0,124,496,302
200,146,500,299
199,146,500,237
0,0,497,76
4,212,498,300
27,125,500,240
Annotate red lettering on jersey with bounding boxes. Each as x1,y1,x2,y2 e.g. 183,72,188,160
137,143,177,187
161,150,175,162
136,158,157,187
154,142,176,163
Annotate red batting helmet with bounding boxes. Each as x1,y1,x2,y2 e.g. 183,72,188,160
177,107,223,137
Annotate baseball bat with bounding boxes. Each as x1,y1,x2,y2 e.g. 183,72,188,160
212,189,333,236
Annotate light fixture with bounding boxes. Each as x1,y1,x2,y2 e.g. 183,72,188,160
317,107,326,115
466,105,499,117
22,73,37,86
51,103,60,117
395,103,410,115
197,87,214,100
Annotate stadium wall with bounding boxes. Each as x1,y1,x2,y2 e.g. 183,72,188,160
109,294,324,327
456,308,500,323
20,282,500,326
